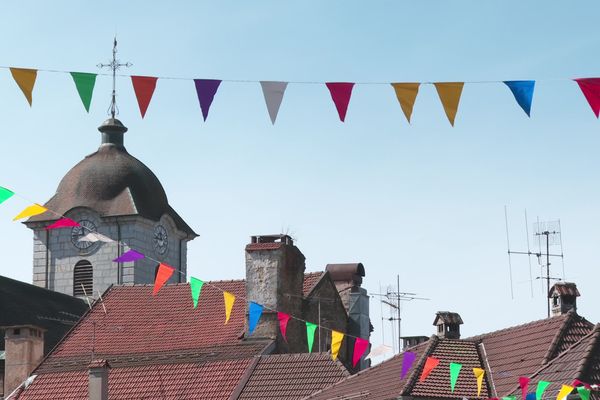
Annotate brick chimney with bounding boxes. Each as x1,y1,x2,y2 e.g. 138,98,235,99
549,282,580,317
245,234,305,351
88,359,110,400
3,325,45,396
433,312,463,339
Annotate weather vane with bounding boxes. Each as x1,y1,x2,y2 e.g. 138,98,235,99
97,37,132,118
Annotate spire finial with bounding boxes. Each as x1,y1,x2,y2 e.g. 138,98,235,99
97,37,132,118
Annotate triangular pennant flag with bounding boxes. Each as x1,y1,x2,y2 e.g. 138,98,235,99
248,301,263,334
45,218,80,230
574,78,600,117
194,79,222,121
503,396,517,400
131,76,158,118
223,291,235,324
391,83,420,123
70,72,97,112
10,68,37,106
577,386,590,400
450,362,462,392
326,82,355,122
260,81,288,124
306,322,318,353
473,367,485,396
419,356,440,382
365,344,393,360
189,277,204,308
434,82,464,126
0,187,15,205
79,232,114,243
352,337,369,367
504,81,535,117
526,393,537,400
520,377,531,400
557,385,574,400
113,249,145,263
401,351,416,379
536,381,551,400
13,204,47,221
278,312,291,342
331,330,344,360
153,263,174,295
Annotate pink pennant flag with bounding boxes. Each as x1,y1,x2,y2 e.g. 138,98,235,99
278,312,291,342
352,337,369,367
45,218,80,230
574,78,600,117
519,377,530,400
326,82,355,122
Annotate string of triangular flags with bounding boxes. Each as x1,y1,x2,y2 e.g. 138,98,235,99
1,186,598,398
4,66,600,125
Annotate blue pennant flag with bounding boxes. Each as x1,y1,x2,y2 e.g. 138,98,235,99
504,80,535,117
248,301,264,335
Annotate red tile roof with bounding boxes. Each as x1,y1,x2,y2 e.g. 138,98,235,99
303,272,324,296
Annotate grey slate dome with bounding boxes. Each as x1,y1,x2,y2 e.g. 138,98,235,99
27,118,197,237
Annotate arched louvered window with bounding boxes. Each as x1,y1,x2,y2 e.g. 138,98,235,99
73,260,93,297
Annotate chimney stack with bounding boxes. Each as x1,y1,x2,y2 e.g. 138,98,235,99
88,359,110,400
433,312,463,339
3,325,45,396
245,234,305,351
549,282,580,317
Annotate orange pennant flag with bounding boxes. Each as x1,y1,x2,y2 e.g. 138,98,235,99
10,68,38,106
434,82,464,126
223,291,235,324
153,263,174,295
419,356,440,382
331,330,345,360
391,83,420,123
13,204,47,221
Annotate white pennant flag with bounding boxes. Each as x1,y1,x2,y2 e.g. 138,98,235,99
79,232,114,243
364,344,393,360
260,81,288,124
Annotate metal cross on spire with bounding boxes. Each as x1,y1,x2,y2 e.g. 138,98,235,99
97,37,132,118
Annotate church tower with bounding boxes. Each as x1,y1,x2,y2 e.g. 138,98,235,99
24,117,197,298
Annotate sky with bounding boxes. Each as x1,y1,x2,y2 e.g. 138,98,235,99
1,1,599,361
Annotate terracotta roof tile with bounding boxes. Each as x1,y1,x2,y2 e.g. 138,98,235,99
303,272,324,296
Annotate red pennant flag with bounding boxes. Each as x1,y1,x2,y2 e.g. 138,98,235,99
575,78,600,117
277,312,291,342
419,356,440,382
131,76,158,118
153,263,174,295
352,337,369,367
45,218,80,230
519,376,530,400
326,82,355,122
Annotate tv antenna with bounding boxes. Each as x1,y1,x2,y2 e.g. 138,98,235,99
372,274,429,353
504,207,565,318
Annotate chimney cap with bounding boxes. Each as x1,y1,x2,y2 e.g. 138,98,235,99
325,263,365,281
549,281,580,297
0,324,47,332
433,311,463,326
88,359,111,369
249,234,293,246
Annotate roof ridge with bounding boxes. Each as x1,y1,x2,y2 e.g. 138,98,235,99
228,355,261,400
468,314,568,341
400,335,439,396
574,323,600,380
543,310,575,364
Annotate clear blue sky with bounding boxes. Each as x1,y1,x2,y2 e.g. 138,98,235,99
1,1,599,359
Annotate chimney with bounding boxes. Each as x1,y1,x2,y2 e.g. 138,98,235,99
88,359,110,400
245,234,305,350
433,312,463,339
3,325,45,396
549,282,580,317
401,335,430,350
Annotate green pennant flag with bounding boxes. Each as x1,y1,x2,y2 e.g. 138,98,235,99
0,187,15,205
190,277,204,308
536,381,551,400
503,396,517,400
449,362,462,392
577,387,590,400
70,72,97,112
306,322,318,353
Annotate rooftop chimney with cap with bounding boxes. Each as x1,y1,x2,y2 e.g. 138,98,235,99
245,234,305,351
88,359,110,400
433,311,463,339
549,282,580,317
3,325,45,396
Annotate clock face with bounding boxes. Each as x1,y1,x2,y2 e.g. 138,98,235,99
71,219,98,250
153,225,168,255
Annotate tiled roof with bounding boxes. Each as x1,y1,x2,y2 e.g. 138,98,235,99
303,272,324,296
550,282,580,297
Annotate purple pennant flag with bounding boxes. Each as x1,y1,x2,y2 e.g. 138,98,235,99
401,351,416,379
113,249,145,263
194,79,222,121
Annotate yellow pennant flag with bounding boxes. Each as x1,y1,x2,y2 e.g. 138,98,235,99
473,367,485,396
556,385,574,400
10,68,38,106
391,83,420,123
223,291,235,324
331,330,345,360
434,82,464,126
13,204,47,221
